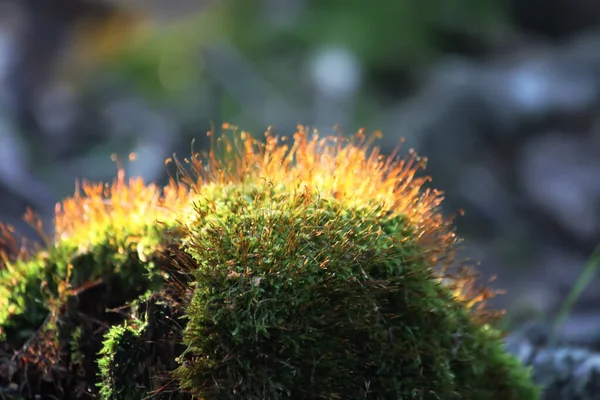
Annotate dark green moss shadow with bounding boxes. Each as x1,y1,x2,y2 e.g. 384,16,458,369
96,290,191,400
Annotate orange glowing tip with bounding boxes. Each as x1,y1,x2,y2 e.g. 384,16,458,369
172,125,461,273
53,153,192,243
51,126,459,271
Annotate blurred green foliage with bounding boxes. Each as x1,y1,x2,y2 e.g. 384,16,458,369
104,0,510,101
227,0,508,67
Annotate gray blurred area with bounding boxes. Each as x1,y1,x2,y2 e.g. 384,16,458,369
1,0,600,353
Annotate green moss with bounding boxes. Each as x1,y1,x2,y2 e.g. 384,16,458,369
0,128,540,399
96,291,190,400
0,174,190,396
172,184,539,399
0,220,178,345
97,321,148,400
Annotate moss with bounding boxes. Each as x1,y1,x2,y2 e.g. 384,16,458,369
0,184,189,335
97,321,147,399
96,291,190,400
0,165,192,397
172,187,537,399
0,127,540,399
166,127,539,399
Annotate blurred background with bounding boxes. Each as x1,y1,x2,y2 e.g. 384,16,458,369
1,0,600,349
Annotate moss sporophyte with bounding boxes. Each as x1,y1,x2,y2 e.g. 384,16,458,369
0,125,540,399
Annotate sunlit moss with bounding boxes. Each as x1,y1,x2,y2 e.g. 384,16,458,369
0,157,193,340
0,155,193,398
0,126,539,399
166,125,539,399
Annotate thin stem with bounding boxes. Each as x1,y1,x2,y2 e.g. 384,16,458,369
549,244,600,348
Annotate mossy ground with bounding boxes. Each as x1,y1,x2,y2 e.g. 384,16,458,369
0,126,539,399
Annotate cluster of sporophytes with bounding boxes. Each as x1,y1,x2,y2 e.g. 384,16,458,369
0,125,540,399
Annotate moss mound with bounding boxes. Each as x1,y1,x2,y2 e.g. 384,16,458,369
0,167,191,398
169,188,533,399
0,126,539,399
